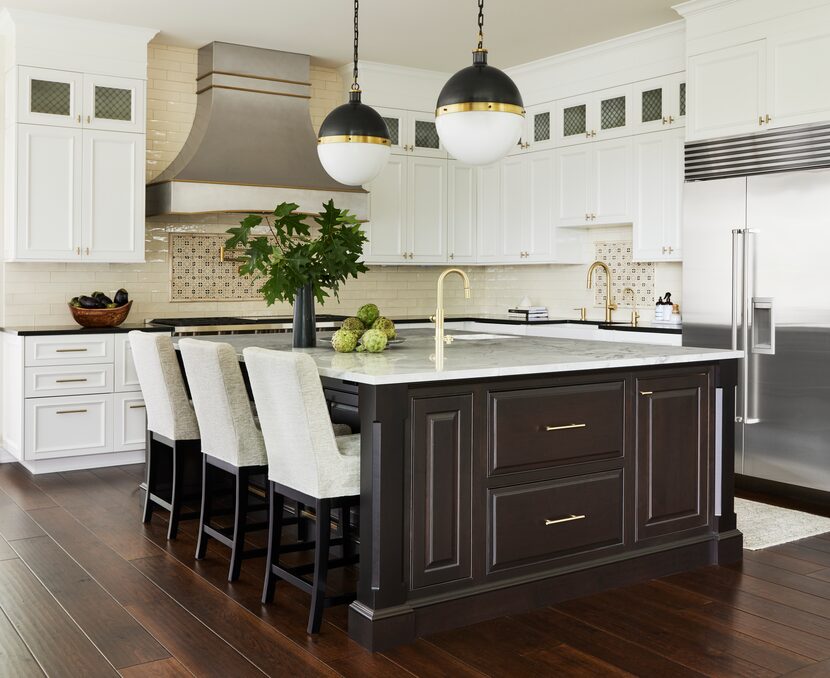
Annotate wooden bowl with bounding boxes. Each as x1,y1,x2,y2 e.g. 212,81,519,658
68,301,132,328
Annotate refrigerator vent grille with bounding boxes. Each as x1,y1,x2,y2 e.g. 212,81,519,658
685,122,830,181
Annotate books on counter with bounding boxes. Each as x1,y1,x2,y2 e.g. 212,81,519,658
508,307,549,319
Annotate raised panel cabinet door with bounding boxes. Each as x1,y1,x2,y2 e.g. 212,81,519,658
475,163,503,261
499,155,528,261
407,156,447,263
83,74,145,133
82,130,145,262
363,155,407,263
767,27,830,129
555,146,591,227
410,393,473,590
24,394,113,461
15,124,82,261
447,161,476,262
633,129,683,262
687,40,767,141
113,393,146,452
115,334,143,392
525,150,554,260
17,66,83,128
593,138,633,225
635,370,711,542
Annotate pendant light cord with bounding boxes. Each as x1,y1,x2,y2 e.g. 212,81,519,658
352,0,360,91
477,0,485,50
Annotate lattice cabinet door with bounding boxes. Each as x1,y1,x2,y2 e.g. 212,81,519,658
595,85,633,141
409,111,447,158
17,66,84,128
83,75,145,133
633,74,686,133
375,106,406,155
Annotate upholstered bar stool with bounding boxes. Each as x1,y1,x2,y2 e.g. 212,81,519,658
179,338,270,582
244,347,360,634
128,331,201,540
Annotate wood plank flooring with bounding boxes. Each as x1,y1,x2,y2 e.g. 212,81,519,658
0,462,828,677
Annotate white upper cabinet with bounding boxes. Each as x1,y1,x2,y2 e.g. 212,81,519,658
687,40,766,141
376,107,446,158
556,85,632,146
524,151,554,260
407,156,447,262
767,26,830,130
363,155,408,263
555,145,591,225
83,74,145,133
447,161,476,263
633,73,686,132
633,128,683,262
82,130,145,262
13,124,82,260
17,66,83,128
513,104,555,154
475,163,503,262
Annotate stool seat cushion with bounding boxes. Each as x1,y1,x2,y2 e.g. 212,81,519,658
332,423,353,437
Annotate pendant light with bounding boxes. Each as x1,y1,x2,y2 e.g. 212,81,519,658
317,0,391,186
435,0,524,166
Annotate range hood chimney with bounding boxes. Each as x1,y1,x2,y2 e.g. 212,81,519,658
146,42,367,218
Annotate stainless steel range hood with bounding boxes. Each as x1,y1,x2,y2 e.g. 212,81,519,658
146,42,367,218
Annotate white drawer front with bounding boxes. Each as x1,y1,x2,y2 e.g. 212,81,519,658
25,364,114,398
113,393,146,452
115,334,142,392
25,334,114,367
24,394,112,460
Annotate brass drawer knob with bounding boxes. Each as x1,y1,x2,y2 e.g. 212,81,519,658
545,514,586,526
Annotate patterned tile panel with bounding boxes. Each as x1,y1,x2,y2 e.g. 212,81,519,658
642,88,663,123
534,112,551,142
593,241,655,308
31,79,71,116
563,104,586,137
414,120,440,149
601,96,626,130
95,85,133,121
169,233,262,302
382,116,399,146
680,82,686,117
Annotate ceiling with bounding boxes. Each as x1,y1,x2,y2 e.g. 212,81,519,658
5,0,682,71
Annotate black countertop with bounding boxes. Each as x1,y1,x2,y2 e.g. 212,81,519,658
1,323,172,336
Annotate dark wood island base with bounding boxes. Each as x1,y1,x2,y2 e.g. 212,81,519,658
350,360,740,651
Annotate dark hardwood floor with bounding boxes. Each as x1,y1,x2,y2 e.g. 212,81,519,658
0,462,829,677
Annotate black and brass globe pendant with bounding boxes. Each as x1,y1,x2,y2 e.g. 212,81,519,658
435,0,525,165
317,0,391,185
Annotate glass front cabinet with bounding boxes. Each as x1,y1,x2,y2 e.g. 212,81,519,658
632,73,686,133
376,107,446,158
555,85,633,145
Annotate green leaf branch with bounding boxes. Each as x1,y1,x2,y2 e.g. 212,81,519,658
225,200,369,306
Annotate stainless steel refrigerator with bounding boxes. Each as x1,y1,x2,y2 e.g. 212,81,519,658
682,169,830,493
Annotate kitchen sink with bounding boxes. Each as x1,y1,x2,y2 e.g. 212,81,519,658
448,333,520,341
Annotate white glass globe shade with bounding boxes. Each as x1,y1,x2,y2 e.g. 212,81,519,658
436,110,524,166
317,142,391,186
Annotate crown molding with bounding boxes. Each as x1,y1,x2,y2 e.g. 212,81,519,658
0,7,157,42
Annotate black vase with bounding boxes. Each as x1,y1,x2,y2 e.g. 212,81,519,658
292,283,317,348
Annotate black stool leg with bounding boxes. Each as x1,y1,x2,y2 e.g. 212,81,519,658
308,498,332,634
141,430,155,524
229,466,249,582
296,501,308,541
262,482,285,604
195,455,212,560
167,442,183,540
342,505,353,559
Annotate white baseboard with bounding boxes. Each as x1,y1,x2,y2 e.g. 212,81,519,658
18,449,146,475
0,448,18,464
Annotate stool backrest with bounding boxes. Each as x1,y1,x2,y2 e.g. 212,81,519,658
128,331,199,441
179,338,266,467
243,347,341,497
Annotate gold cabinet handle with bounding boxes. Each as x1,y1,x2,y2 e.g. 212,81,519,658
765,114,771,124
55,378,88,383
76,247,81,255
640,390,654,396
449,253,454,260
56,409,87,415
55,348,88,353
662,116,668,125
77,114,81,123
668,115,675,124
759,116,765,126
129,403,146,409
85,247,90,256
545,514,586,526
545,423,587,431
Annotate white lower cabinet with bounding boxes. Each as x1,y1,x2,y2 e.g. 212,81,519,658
25,394,112,461
113,393,146,452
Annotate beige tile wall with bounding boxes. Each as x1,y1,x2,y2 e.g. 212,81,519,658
0,44,681,327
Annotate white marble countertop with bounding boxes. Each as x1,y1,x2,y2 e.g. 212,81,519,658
176,329,742,386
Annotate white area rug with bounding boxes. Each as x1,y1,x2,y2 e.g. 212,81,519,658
736,498,830,550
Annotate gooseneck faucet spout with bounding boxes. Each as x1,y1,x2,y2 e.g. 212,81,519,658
587,261,618,324
431,268,472,368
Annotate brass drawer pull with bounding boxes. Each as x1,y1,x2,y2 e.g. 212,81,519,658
640,390,654,396
545,423,587,431
545,514,586,526
55,378,88,383
55,348,88,353
56,409,87,415
129,404,146,409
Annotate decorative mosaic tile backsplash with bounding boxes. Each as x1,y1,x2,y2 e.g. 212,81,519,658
169,233,260,302
593,241,655,308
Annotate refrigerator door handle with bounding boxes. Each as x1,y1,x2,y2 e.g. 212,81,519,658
731,229,742,351
742,229,760,425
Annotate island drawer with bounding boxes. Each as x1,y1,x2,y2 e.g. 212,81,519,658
487,469,623,573
488,381,624,475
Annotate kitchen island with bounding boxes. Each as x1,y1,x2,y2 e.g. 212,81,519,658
180,329,742,651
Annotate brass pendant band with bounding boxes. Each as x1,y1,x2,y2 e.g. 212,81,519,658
435,101,526,117
317,135,391,145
